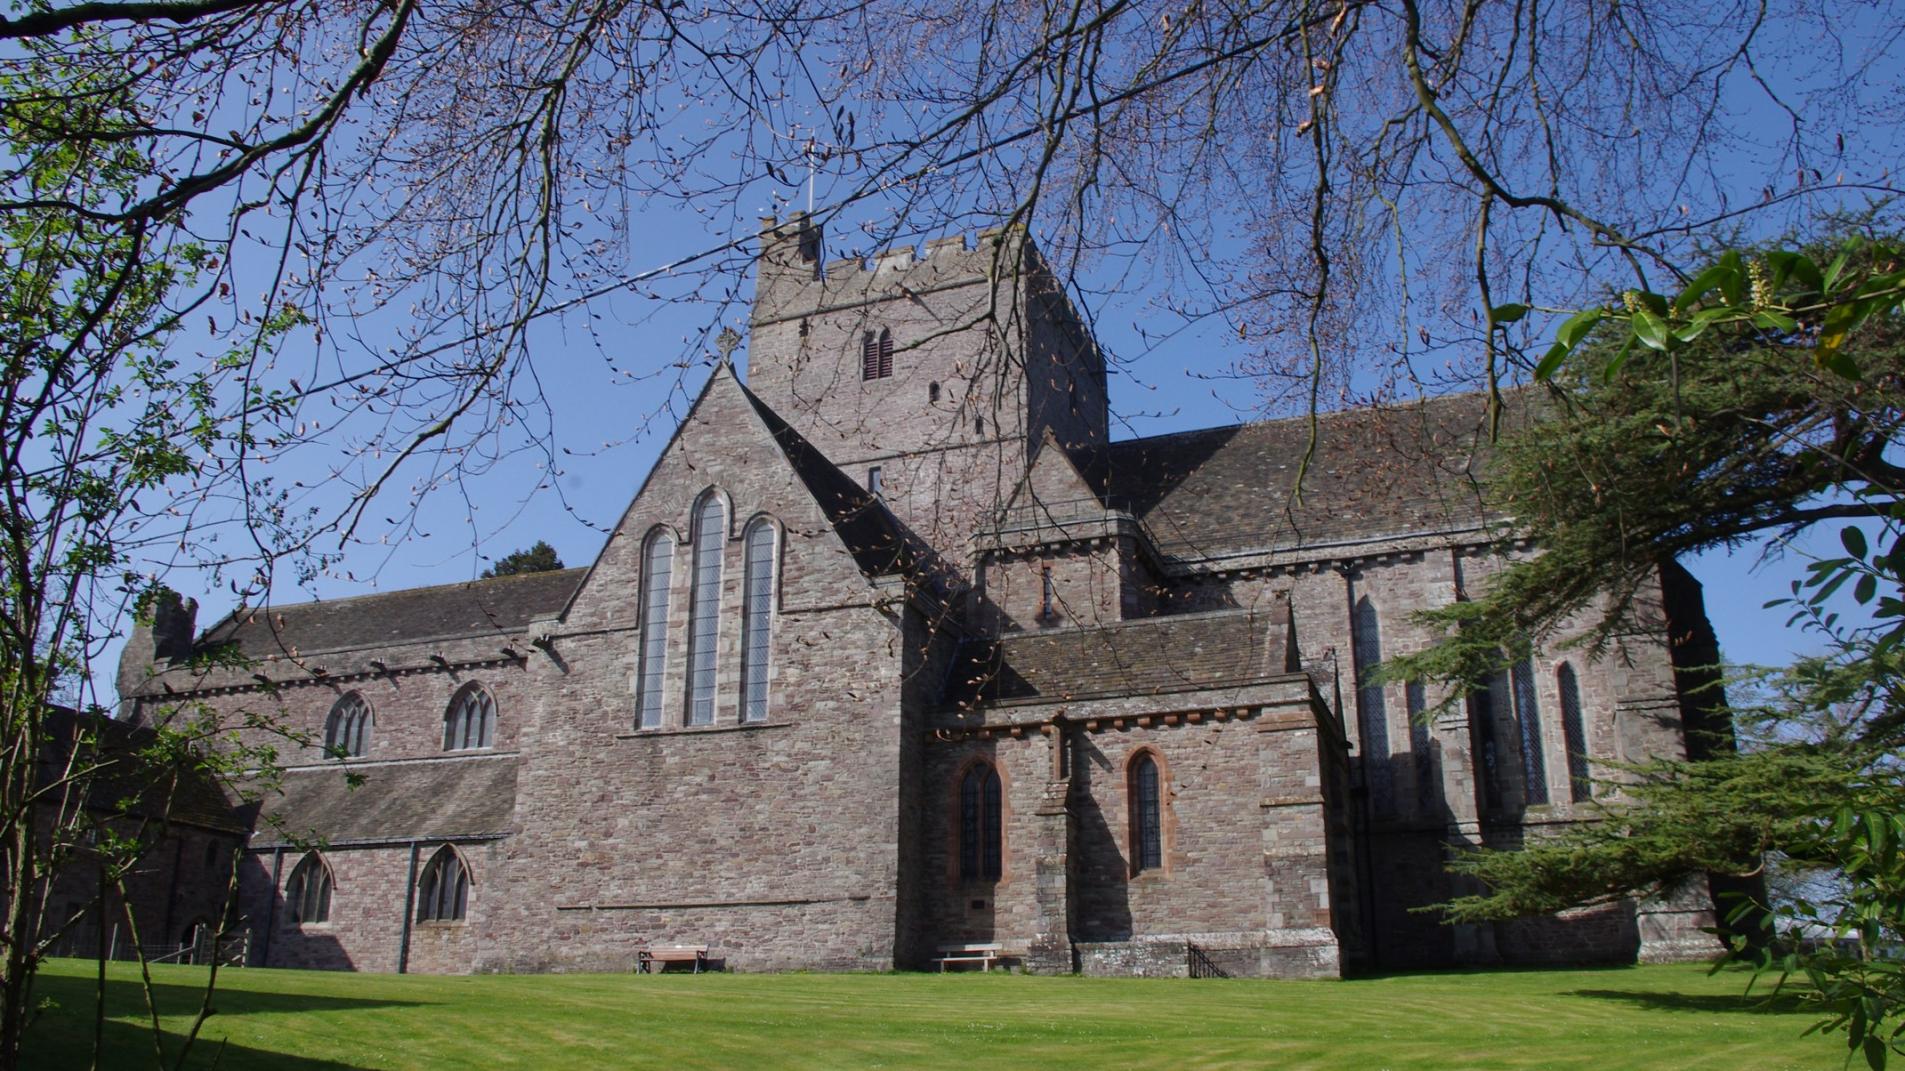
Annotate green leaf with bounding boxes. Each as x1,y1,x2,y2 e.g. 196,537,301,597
1632,308,1671,351
1490,303,1531,324
1601,335,1636,381
1823,242,1856,293
1672,263,1735,314
1718,250,1745,305
1856,574,1878,605
1535,309,1604,379
1843,527,1869,560
1752,310,1799,333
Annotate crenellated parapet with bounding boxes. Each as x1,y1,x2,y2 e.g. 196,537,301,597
753,214,1054,326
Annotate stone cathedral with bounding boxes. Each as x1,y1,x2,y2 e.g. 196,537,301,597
113,215,1731,977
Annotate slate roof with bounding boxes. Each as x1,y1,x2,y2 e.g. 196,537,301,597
945,609,1292,708
740,379,923,577
1088,390,1525,560
251,756,517,848
42,708,247,834
195,568,584,659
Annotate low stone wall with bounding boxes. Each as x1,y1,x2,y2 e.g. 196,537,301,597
1076,928,1342,979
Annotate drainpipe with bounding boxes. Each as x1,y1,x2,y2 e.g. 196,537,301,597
260,848,283,966
397,841,421,974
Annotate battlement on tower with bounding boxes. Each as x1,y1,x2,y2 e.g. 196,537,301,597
751,214,1060,326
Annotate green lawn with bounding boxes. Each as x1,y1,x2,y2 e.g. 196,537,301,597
27,958,1835,1070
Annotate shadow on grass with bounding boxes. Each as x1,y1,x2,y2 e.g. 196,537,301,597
25,971,427,1070
1569,988,1816,1015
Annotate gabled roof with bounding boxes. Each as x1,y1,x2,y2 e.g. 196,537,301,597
1086,390,1522,560
737,376,924,578
196,568,584,660
251,756,517,848
944,609,1293,709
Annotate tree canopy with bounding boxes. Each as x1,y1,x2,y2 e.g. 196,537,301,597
480,541,565,579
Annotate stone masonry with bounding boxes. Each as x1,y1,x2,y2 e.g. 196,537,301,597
114,214,1731,977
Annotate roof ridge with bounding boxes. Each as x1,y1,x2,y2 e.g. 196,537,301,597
217,566,585,622
1103,386,1510,454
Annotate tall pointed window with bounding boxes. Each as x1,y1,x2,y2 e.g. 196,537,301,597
861,328,894,380
1511,657,1549,805
958,763,1003,882
686,494,725,726
324,693,373,759
1407,680,1435,809
1130,753,1163,874
443,682,494,750
1557,664,1593,802
741,520,776,723
417,846,470,923
637,530,673,729
286,852,332,924
1352,597,1393,812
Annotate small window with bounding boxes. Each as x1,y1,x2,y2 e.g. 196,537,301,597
1038,563,1057,620
958,763,1003,882
1130,753,1163,874
1558,664,1592,802
867,466,884,498
861,328,894,380
443,683,495,750
928,381,941,403
417,846,470,923
286,852,332,925
323,693,373,759
975,416,985,436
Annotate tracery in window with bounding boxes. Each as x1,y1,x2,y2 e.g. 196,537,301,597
324,693,373,759
958,762,1003,882
686,493,725,726
861,328,894,380
417,846,470,923
1511,657,1549,805
637,529,674,729
741,519,776,723
1557,663,1592,803
443,682,494,750
286,852,332,924
1129,752,1164,874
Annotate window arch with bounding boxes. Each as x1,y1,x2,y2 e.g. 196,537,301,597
443,682,495,751
1557,664,1592,803
324,693,373,759
1351,596,1394,811
861,327,894,380
957,761,1004,882
686,493,726,726
417,846,470,923
1510,657,1549,805
637,528,674,729
1128,751,1165,875
286,852,332,925
741,519,776,723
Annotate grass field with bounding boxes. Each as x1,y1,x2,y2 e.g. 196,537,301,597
26,958,1836,1070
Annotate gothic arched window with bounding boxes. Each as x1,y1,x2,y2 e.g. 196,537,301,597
1511,657,1549,805
1129,752,1164,874
686,494,725,726
286,852,333,925
741,519,776,723
417,846,470,923
443,682,495,751
1557,663,1592,802
324,693,373,759
958,762,1003,882
637,529,674,729
1352,596,1394,811
862,327,894,380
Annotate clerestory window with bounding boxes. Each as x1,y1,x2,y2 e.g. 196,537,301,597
443,682,495,750
324,693,373,759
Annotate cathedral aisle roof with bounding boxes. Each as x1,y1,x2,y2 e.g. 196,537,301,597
196,568,584,659
946,608,1292,709
250,755,517,848
1091,390,1526,560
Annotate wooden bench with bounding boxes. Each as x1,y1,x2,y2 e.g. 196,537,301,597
932,942,1004,972
637,945,710,974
